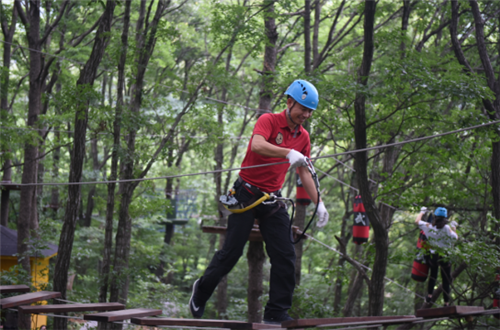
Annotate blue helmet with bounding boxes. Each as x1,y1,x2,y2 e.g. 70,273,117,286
434,207,447,218
284,79,319,110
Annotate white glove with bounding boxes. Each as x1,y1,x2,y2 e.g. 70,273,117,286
286,149,307,168
450,220,458,229
316,202,329,228
420,206,427,214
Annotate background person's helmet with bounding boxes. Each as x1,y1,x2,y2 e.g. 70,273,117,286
284,80,319,110
434,207,447,218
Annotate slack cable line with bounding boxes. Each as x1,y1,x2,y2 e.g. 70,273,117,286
5,119,499,187
315,168,399,211
0,126,250,140
305,232,435,304
308,233,478,314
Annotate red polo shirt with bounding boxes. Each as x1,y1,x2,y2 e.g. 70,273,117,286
239,110,311,193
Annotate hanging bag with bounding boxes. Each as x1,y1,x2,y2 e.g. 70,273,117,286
352,195,370,245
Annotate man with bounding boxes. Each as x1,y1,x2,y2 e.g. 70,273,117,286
415,207,458,306
189,79,329,324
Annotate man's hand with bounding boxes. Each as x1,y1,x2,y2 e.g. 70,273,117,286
316,202,329,228
286,149,307,168
420,206,427,214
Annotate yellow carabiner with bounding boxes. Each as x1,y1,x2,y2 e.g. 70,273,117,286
223,193,270,214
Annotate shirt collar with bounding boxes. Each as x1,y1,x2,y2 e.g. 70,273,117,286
279,109,303,136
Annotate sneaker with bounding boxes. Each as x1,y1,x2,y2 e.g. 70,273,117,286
263,312,294,325
189,279,206,318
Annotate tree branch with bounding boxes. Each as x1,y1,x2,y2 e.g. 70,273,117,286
40,0,70,45
334,235,371,286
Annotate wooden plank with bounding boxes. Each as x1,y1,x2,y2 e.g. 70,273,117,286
416,306,484,318
0,285,30,294
84,308,161,322
330,324,383,330
317,317,422,328
482,309,500,315
412,317,449,324
458,309,500,316
282,315,416,328
131,317,282,329
0,291,61,309
19,303,125,314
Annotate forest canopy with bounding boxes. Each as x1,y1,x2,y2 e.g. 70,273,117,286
1,0,499,329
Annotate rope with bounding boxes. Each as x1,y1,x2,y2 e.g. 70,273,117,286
308,232,491,316
315,168,399,211
3,119,499,187
0,126,250,140
305,233,429,301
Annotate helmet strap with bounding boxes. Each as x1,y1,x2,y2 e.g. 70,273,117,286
287,101,300,137
287,101,299,126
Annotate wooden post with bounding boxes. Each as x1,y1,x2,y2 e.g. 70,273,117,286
247,240,265,323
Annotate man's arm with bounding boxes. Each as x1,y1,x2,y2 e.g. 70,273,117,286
251,134,290,158
415,207,427,224
415,212,424,224
298,166,320,204
298,165,329,227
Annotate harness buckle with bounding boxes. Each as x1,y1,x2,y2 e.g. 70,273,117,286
219,193,239,207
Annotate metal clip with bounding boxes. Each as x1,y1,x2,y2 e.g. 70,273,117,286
261,193,278,205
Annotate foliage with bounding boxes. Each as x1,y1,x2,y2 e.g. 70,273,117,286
1,0,499,327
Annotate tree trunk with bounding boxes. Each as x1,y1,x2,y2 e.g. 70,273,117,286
353,0,385,317
257,0,278,116
216,234,228,318
15,0,43,283
109,0,167,307
467,0,500,241
333,192,354,313
155,170,175,283
49,31,65,217
304,0,311,74
342,244,365,316
99,1,131,315
14,1,58,328
247,240,265,322
50,129,61,213
294,204,306,286
215,50,232,318
83,138,100,227
450,0,500,242
53,3,116,329
0,4,17,227
312,0,321,69
400,0,411,55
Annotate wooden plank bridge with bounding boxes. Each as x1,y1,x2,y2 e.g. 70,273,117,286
1,285,499,329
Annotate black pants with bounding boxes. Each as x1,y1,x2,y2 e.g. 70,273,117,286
197,180,296,317
426,253,452,303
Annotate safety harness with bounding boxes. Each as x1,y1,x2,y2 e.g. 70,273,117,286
219,158,321,244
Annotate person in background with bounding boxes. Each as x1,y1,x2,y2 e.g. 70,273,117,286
416,207,458,306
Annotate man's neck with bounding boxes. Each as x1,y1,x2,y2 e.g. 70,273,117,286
286,108,298,131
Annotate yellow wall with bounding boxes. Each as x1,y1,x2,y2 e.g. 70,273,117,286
1,254,56,330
